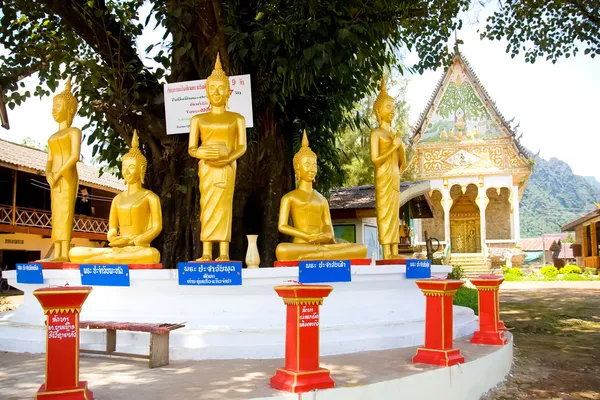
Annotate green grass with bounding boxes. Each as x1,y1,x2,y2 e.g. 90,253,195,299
453,287,478,315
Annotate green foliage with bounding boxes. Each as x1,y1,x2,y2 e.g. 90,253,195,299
562,273,585,281
481,0,600,64
21,136,47,152
559,265,582,275
520,156,600,237
565,232,575,244
584,267,597,277
540,265,559,279
447,264,464,280
453,287,478,315
503,266,525,281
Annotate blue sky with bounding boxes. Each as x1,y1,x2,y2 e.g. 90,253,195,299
1,3,599,180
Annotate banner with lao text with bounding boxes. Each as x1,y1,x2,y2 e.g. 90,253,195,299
164,75,253,135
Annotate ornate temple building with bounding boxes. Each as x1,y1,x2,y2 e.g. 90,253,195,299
406,50,533,273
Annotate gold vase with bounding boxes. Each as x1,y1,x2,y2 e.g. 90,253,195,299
245,235,260,268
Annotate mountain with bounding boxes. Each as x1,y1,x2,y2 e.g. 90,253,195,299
520,157,600,237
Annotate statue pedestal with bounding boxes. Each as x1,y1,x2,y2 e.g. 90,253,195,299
33,286,94,399
412,279,465,367
375,259,408,266
35,262,65,270
270,285,335,393
470,275,508,345
274,259,371,267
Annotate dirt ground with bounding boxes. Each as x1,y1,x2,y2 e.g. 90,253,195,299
484,283,600,399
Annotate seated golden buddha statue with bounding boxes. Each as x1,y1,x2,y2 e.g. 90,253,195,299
275,131,367,261
69,131,162,264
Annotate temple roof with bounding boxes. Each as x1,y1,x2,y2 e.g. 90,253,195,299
0,138,124,192
330,181,431,210
411,50,531,161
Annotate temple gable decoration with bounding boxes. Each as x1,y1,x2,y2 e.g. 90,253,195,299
407,51,532,181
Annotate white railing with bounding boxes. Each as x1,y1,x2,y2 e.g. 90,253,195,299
0,204,108,234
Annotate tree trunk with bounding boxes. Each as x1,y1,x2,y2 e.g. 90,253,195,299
147,104,292,268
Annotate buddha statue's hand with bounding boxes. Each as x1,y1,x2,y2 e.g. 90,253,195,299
108,237,130,247
191,146,220,160
307,233,332,244
392,135,402,147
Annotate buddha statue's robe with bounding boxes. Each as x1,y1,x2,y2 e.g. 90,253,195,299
47,129,79,244
69,189,161,264
374,133,401,246
276,188,367,261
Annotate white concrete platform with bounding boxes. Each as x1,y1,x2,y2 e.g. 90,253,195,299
0,333,513,400
0,265,478,360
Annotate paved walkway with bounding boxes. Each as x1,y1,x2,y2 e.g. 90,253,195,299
0,335,501,400
501,281,600,290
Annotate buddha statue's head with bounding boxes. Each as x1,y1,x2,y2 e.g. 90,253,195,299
122,130,148,185
293,130,318,184
52,77,78,126
373,77,395,125
206,53,230,108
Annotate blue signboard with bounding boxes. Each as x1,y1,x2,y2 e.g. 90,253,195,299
16,263,44,284
406,259,432,279
80,264,130,286
299,260,351,284
178,262,242,286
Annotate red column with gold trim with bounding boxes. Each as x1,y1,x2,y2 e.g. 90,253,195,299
270,285,335,393
33,286,94,400
470,275,508,345
412,279,465,367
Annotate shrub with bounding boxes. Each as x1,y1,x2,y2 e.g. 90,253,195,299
447,264,464,280
453,287,478,315
540,265,559,279
509,267,524,276
503,266,525,281
559,265,582,275
562,273,584,281
583,267,597,277
431,257,443,265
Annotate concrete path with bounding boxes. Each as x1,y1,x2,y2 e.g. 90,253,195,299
501,281,600,290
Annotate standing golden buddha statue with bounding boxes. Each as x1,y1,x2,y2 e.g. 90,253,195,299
370,78,407,260
275,130,367,261
69,131,162,264
44,78,81,262
188,53,247,261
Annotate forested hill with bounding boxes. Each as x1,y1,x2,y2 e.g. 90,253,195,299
520,156,600,237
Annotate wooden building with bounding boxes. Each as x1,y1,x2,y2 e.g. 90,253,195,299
0,138,123,268
405,50,533,274
328,181,433,260
561,206,600,269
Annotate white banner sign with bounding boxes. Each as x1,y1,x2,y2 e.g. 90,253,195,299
163,74,253,135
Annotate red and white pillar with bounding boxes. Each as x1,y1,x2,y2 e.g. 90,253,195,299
270,285,335,393
413,279,465,367
470,275,508,345
33,286,94,400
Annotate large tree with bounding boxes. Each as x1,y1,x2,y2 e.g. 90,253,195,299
481,0,600,63
0,0,468,267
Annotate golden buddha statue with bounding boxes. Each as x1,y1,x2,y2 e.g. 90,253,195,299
188,53,247,261
44,78,81,262
69,131,162,264
276,131,367,261
370,78,406,259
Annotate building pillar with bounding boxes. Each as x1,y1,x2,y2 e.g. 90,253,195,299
441,188,453,248
511,185,521,244
591,223,598,257
11,170,17,225
476,189,489,256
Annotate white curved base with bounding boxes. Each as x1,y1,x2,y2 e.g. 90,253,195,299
1,265,478,360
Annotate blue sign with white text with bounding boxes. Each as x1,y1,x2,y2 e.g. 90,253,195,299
178,262,242,286
16,263,44,284
80,264,130,286
406,259,432,279
299,260,351,284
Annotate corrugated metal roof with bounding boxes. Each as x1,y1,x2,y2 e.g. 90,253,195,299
0,138,124,192
520,234,574,259
329,181,430,210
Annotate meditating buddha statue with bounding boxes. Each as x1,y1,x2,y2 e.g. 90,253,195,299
188,53,247,261
44,78,81,262
370,78,406,259
69,131,162,264
275,131,367,261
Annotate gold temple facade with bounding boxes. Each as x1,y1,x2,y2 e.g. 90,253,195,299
406,51,532,265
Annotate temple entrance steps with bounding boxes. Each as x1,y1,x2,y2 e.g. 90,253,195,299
449,252,491,277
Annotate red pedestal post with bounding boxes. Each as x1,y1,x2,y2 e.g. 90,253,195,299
270,285,335,393
33,286,94,400
470,275,508,345
412,279,465,367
